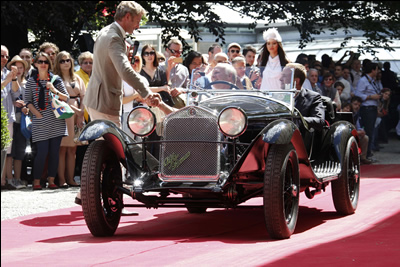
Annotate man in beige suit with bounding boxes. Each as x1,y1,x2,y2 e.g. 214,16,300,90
77,2,161,210
84,1,161,128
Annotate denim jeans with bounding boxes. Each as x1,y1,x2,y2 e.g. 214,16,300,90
33,136,63,180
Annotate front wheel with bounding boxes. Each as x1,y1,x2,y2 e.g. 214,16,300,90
263,143,300,239
332,136,360,215
81,140,123,237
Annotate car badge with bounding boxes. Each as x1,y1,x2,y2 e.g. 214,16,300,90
188,108,197,116
164,152,191,171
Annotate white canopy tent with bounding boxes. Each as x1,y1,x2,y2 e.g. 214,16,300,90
254,37,400,73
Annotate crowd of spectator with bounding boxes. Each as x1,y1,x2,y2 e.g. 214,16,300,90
2,22,400,190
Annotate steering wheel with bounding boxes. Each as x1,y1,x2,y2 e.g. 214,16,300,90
208,81,239,90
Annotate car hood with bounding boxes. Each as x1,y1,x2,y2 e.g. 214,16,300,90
199,94,292,118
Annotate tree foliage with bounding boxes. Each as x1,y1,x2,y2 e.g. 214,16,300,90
1,1,399,58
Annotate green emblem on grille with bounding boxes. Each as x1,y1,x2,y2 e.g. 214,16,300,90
164,152,191,171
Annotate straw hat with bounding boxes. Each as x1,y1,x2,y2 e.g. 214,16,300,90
7,55,28,70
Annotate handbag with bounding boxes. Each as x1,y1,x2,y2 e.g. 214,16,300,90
20,113,32,139
172,95,186,109
50,92,75,119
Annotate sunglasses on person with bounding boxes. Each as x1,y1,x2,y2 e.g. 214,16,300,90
324,78,333,81
230,49,240,54
59,59,71,64
82,61,92,65
37,60,49,65
168,48,183,55
143,51,156,57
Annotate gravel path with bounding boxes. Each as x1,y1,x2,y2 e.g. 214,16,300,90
1,187,80,221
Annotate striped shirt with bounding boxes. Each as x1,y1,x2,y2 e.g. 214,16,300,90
24,75,69,143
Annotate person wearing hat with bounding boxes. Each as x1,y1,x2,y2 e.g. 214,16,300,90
227,42,242,63
4,55,29,189
259,28,290,91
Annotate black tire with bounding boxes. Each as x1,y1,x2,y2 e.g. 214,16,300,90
81,140,123,237
264,143,300,239
332,136,360,215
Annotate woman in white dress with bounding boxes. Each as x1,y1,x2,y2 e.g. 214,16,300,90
259,28,290,91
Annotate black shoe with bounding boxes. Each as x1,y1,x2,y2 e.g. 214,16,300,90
361,158,373,165
75,197,82,205
59,183,69,189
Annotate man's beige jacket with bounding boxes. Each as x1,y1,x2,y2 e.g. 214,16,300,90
84,23,151,116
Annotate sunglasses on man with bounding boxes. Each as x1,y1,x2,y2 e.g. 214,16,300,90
168,48,183,55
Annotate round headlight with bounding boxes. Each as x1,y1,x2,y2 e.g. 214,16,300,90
218,107,247,138
127,107,156,137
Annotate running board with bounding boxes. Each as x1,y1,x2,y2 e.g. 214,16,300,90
313,161,341,182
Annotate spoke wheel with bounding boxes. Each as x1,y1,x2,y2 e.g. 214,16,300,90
81,140,123,237
332,136,360,214
264,144,300,239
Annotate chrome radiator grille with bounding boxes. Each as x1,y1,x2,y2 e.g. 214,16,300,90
160,106,220,181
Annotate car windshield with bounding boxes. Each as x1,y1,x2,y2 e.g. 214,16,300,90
186,66,296,110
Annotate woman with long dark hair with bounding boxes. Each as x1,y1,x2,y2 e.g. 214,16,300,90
258,28,290,91
140,44,173,107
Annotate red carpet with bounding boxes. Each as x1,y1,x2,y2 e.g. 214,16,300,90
361,164,399,178
2,166,400,266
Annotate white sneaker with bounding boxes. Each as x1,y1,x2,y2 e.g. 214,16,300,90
9,179,26,190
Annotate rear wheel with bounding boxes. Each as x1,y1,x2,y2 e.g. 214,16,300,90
332,136,360,214
81,140,123,237
264,144,300,239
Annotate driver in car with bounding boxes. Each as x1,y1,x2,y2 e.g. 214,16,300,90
280,63,325,130
210,63,241,89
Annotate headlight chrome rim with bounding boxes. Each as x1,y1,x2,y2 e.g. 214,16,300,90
218,107,247,138
127,107,156,137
